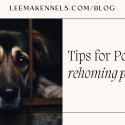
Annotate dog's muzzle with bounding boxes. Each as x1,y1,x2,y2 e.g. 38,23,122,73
0,85,21,109
0,86,18,102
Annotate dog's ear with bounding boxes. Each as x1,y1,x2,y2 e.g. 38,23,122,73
23,30,53,59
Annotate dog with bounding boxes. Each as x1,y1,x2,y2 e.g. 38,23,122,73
0,30,62,109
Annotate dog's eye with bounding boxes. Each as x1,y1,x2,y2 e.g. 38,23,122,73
18,57,28,67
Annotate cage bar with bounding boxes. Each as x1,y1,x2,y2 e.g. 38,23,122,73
29,19,33,125
29,19,33,103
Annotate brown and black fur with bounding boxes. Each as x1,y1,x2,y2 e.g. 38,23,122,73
0,30,62,109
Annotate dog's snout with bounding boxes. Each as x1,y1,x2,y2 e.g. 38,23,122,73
0,86,18,102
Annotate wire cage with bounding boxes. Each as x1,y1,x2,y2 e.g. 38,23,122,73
27,19,62,125
0,19,62,125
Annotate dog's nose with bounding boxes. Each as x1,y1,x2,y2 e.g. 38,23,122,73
0,86,18,102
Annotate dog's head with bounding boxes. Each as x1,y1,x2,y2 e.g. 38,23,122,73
0,30,51,109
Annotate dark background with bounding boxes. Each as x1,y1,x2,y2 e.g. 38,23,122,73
0,19,62,85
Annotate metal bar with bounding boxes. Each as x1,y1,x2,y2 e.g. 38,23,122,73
29,19,33,103
23,98,62,105
0,106,62,113
29,19,33,125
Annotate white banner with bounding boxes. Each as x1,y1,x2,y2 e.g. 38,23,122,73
0,0,125,18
